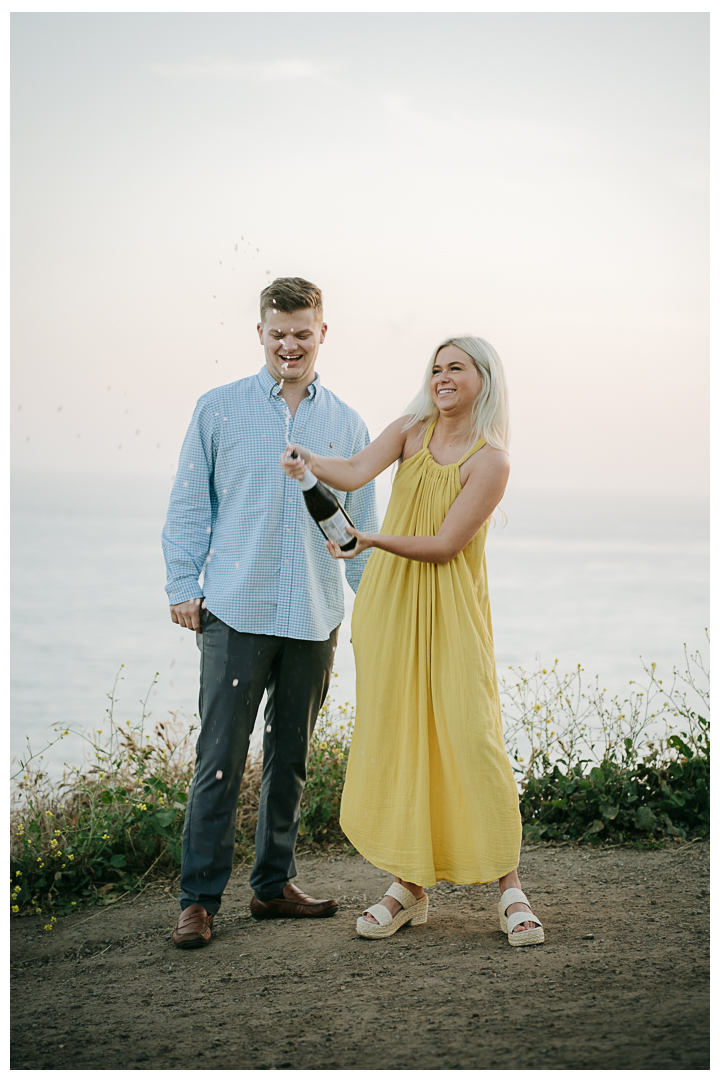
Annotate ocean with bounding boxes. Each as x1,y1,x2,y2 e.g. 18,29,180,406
11,473,709,778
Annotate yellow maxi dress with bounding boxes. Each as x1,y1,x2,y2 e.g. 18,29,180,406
340,421,522,886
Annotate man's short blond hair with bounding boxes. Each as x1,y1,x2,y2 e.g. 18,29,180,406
260,277,323,323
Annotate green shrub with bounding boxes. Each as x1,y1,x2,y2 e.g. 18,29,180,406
298,703,353,844
10,670,197,920
518,719,709,844
501,643,710,845
10,671,355,921
10,643,709,922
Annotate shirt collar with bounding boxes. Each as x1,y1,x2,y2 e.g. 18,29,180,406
258,365,322,402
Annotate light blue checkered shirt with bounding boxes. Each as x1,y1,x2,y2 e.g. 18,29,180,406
162,366,377,641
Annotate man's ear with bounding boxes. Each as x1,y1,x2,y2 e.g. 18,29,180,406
257,322,264,344
319,322,328,344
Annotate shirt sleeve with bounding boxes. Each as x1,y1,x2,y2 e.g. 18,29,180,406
342,420,378,594
161,397,217,606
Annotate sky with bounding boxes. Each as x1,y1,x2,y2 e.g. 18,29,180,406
11,12,709,497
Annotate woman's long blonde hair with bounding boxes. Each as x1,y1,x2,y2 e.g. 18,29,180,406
402,335,510,451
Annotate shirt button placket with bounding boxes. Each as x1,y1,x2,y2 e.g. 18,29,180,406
278,465,295,637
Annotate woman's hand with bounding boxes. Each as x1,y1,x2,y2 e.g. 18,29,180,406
325,526,374,560
281,444,313,480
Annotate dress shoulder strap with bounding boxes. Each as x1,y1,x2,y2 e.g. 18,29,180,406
457,436,487,465
422,420,437,449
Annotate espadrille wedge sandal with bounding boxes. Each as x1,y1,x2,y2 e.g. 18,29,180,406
356,881,429,940
498,887,544,947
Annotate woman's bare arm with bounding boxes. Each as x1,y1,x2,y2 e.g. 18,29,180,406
327,447,510,563
283,416,421,491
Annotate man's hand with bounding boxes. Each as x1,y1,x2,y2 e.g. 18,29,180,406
281,447,307,480
281,444,314,479
170,598,205,632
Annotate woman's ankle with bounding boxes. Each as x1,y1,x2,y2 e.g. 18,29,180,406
396,876,425,899
498,870,521,894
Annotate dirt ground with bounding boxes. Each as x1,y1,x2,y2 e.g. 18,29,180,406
10,840,709,1071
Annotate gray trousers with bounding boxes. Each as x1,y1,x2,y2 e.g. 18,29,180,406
179,608,339,914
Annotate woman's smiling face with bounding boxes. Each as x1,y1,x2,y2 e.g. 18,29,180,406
430,345,483,413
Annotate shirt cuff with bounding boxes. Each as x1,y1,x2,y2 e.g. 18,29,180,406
166,581,205,606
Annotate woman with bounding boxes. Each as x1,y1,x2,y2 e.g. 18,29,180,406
282,336,543,946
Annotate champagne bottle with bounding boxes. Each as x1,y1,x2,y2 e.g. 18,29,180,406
290,452,357,551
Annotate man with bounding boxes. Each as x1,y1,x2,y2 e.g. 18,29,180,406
162,277,376,948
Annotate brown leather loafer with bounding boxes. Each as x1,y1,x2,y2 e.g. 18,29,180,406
172,904,214,948
250,882,339,920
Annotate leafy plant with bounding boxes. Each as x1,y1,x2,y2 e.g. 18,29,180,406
11,643,709,921
11,669,197,918
10,671,356,919
501,642,710,844
298,701,354,843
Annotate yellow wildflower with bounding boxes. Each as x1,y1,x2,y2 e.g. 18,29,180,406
15,871,21,877
12,905,19,913
50,839,58,848
44,924,53,932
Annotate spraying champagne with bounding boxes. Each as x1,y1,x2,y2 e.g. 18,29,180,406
289,451,358,552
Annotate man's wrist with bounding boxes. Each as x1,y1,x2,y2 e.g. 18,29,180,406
167,587,205,607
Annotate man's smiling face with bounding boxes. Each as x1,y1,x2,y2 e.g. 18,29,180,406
257,307,327,386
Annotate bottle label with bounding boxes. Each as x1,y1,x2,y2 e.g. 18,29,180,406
318,508,353,546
